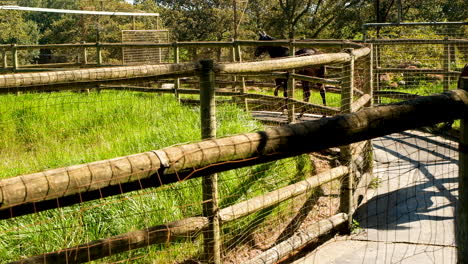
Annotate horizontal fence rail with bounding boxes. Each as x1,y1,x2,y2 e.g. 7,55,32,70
0,63,198,90
217,47,370,74
0,47,368,92
0,40,364,50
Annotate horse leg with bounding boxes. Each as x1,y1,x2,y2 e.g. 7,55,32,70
282,79,288,98
318,84,326,106
274,79,281,96
302,81,310,102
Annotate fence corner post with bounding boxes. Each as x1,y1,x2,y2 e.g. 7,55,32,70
11,44,18,71
457,76,468,263
340,48,355,230
199,59,221,264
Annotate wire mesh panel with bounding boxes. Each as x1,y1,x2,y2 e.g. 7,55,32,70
299,130,459,264
4,40,463,264
122,30,170,65
366,23,467,105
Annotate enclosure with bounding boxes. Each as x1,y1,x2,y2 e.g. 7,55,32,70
0,30,467,264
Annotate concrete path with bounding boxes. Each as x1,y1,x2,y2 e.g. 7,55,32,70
292,130,459,264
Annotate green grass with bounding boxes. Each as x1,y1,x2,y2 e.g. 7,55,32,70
243,86,342,108
0,90,313,263
379,82,458,104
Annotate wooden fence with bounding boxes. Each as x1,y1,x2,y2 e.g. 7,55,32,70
3,88,468,263
2,44,468,263
0,40,362,72
364,38,468,102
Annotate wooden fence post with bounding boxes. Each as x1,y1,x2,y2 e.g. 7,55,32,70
11,44,18,71
230,39,239,92
173,41,181,102
234,42,248,111
287,39,296,123
199,59,221,264
340,48,355,229
458,76,468,263
96,42,103,66
2,49,7,69
81,41,88,66
443,37,451,92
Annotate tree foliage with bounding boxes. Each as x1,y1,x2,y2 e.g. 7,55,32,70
1,0,465,44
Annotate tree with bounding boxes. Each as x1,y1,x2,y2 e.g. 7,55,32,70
156,0,234,41
0,10,40,63
277,0,313,39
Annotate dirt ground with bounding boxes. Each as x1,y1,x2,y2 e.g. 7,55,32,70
222,151,342,264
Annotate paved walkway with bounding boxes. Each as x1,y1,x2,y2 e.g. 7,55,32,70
293,130,458,264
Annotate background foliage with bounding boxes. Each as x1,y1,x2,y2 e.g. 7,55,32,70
0,0,465,46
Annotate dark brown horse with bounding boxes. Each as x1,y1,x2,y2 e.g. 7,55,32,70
254,32,327,105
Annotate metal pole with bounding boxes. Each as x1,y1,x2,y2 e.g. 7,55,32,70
458,75,468,263
199,60,221,264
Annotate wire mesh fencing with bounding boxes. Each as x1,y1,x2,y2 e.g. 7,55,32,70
0,43,379,263
365,23,467,105
2,40,464,264
293,129,460,264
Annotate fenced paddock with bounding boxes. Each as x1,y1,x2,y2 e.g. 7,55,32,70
0,38,467,264
364,22,467,105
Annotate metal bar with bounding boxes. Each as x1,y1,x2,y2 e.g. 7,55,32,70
0,5,160,16
366,39,468,45
375,68,461,75
363,21,468,28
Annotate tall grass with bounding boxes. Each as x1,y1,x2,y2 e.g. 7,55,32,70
0,90,313,263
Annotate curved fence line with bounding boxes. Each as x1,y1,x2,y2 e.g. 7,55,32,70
0,46,369,91
217,47,370,74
